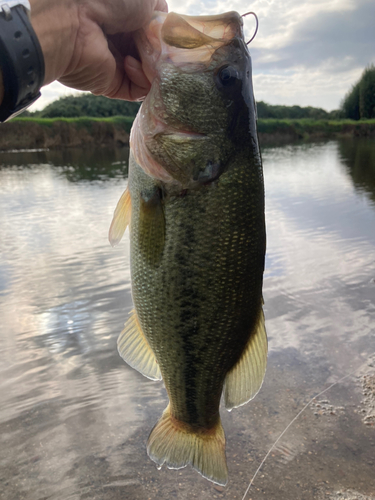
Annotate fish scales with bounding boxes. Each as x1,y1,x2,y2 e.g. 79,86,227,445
109,10,267,486
129,149,265,427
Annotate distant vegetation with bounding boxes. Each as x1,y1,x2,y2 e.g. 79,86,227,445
28,93,141,118
341,65,375,120
256,101,340,120
257,118,375,141
4,70,374,151
3,115,374,151
15,115,134,130
27,92,342,121
21,67,374,124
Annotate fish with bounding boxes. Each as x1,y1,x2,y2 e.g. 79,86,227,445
109,10,267,486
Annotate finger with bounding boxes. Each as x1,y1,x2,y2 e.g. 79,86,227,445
104,66,149,101
108,33,138,60
96,0,168,35
155,0,168,13
125,56,151,90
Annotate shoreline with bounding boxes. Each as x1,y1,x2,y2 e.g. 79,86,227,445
1,117,375,151
257,118,375,146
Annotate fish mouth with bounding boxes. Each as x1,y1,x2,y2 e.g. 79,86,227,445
130,12,245,185
157,130,207,140
130,111,207,154
135,11,245,81
130,111,208,184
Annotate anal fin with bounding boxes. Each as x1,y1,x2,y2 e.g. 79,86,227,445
118,310,161,381
224,309,267,410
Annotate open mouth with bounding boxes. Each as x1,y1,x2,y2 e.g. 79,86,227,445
129,11,245,186
135,11,244,78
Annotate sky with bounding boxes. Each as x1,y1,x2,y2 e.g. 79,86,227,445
30,0,375,112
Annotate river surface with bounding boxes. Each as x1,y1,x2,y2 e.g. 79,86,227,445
0,139,374,500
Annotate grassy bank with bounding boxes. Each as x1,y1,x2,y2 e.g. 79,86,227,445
13,115,134,132
0,116,134,151
257,118,375,145
1,116,375,151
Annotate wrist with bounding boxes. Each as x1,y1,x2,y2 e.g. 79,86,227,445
29,0,79,85
0,69,4,106
0,2,44,121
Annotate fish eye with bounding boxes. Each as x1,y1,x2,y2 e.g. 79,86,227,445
218,66,239,86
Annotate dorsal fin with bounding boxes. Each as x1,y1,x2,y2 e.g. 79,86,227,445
224,310,267,410
118,310,162,381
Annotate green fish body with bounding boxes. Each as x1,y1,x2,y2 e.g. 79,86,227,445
109,11,267,486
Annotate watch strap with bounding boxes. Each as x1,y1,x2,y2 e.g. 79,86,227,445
0,2,45,122
1,1,30,13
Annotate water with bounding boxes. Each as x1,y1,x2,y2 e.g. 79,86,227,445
0,140,374,500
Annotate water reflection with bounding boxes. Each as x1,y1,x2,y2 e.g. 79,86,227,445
338,138,375,205
0,140,374,500
263,141,375,361
0,146,129,182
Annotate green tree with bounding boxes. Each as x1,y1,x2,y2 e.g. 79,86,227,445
256,101,330,119
341,65,375,120
359,64,375,119
341,82,360,120
39,93,141,118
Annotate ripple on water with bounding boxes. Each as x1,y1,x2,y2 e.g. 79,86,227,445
0,141,375,499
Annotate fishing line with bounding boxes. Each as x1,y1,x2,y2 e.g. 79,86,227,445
241,367,362,500
242,12,259,45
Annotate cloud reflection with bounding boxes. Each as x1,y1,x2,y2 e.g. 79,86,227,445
0,142,375,498
263,141,375,361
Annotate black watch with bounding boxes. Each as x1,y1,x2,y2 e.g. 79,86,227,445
0,0,45,122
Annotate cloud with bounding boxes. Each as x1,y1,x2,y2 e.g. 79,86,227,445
252,66,363,110
32,0,374,112
29,82,85,112
167,0,375,110
253,0,375,71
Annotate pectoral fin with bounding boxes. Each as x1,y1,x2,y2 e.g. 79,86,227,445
118,310,162,381
109,187,131,247
224,310,267,410
139,187,165,266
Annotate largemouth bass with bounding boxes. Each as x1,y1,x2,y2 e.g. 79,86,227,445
109,10,267,486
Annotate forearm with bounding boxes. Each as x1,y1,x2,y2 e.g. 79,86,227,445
0,69,3,107
29,0,79,86
0,1,77,116
0,0,168,112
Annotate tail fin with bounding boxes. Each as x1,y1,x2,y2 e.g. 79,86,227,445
147,405,228,486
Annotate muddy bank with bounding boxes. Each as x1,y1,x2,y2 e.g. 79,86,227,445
0,118,131,151
319,489,375,500
1,117,375,151
257,119,375,146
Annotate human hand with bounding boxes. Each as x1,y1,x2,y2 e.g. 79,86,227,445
30,0,168,101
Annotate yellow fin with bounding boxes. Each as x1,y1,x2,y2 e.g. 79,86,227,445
109,187,131,247
224,310,268,410
147,405,228,486
117,310,161,381
139,187,165,266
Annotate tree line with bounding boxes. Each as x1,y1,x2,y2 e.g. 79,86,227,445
340,65,375,120
26,65,375,121
29,93,339,120
28,93,141,118
256,101,339,120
